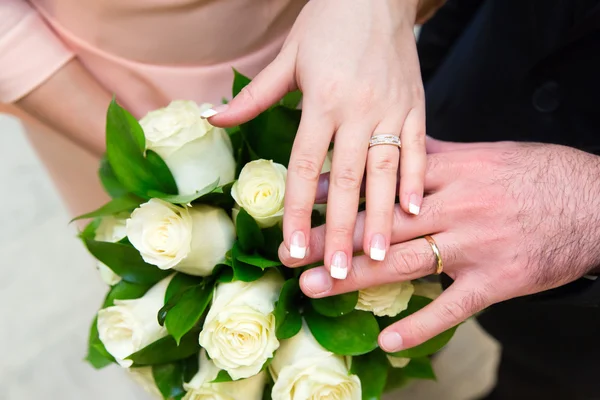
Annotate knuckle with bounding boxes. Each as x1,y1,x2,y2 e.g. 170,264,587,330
290,157,322,182
354,85,377,113
435,301,469,325
327,225,354,239
368,154,399,176
332,167,362,190
316,80,344,105
404,316,431,341
386,247,423,277
285,205,312,220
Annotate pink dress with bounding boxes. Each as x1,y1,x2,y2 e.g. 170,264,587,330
0,0,305,215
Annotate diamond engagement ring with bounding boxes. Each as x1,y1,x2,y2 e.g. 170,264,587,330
368,135,401,149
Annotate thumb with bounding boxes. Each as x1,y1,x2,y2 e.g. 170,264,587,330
203,47,297,127
378,277,490,353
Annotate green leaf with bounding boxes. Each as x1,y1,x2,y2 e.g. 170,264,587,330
152,363,185,400
85,316,114,369
99,155,129,199
165,284,213,344
80,219,101,240
379,296,458,358
244,106,300,165
149,179,220,205
236,252,282,269
384,367,410,393
351,349,389,400
281,90,303,109
103,280,152,308
83,238,171,285
310,291,358,317
261,226,283,261
273,279,302,340
165,274,204,303
304,308,379,356
232,69,252,97
128,330,201,366
71,194,142,222
211,370,233,383
145,149,178,195
105,99,176,197
182,354,200,383
231,243,265,282
236,208,264,252
195,182,235,209
401,357,436,381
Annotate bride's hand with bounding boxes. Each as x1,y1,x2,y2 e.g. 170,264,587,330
206,0,426,280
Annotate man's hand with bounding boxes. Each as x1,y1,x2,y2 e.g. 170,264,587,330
279,141,600,352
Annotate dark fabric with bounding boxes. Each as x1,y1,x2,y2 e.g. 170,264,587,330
419,1,600,398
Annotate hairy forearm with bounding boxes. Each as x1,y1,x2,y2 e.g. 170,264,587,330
15,58,111,157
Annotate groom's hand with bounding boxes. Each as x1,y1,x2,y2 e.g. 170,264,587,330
279,141,600,352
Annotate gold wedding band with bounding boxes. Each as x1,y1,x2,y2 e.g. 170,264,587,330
369,134,401,149
424,235,443,275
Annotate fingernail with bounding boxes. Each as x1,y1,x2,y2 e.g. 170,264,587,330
200,104,228,118
330,251,348,280
290,231,307,259
380,332,404,352
408,193,421,215
370,234,386,261
302,268,333,296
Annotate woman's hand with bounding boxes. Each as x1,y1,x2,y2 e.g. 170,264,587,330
206,0,426,280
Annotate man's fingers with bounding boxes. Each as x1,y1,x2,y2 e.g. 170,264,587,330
203,47,296,127
378,276,490,353
298,233,456,297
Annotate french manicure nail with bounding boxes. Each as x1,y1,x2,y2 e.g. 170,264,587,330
330,251,348,280
380,332,404,352
302,268,332,296
290,231,307,259
408,193,421,216
370,234,386,261
200,104,228,118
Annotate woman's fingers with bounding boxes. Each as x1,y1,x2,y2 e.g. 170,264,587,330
283,107,335,260
378,275,491,353
299,233,456,298
323,123,371,280
202,46,297,127
399,104,427,215
363,120,403,261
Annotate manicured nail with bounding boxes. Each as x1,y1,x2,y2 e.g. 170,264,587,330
380,332,404,352
290,231,307,259
330,251,348,280
302,268,332,296
408,193,421,215
200,104,228,118
370,234,386,261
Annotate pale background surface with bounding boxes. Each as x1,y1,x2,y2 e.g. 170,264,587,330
0,113,501,400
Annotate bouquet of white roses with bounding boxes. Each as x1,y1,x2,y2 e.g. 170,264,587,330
77,71,455,400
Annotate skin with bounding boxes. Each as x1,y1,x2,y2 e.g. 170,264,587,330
209,0,428,280
278,139,600,352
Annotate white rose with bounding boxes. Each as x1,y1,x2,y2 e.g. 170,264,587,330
270,323,361,400
127,367,162,399
313,150,333,215
355,281,414,317
97,275,173,367
127,199,235,276
231,160,287,228
183,350,266,400
386,356,411,368
199,270,283,380
140,101,236,196
94,215,128,285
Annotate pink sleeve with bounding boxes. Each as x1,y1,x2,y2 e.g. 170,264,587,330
0,1,74,103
